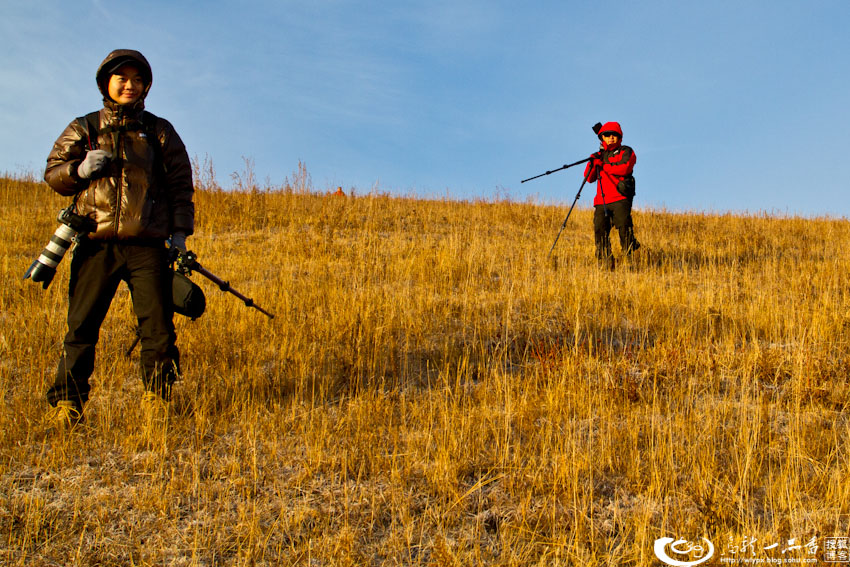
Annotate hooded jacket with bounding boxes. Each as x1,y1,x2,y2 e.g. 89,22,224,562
583,121,636,207
44,49,194,241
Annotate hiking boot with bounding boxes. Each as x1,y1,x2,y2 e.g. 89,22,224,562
624,239,641,260
46,400,84,431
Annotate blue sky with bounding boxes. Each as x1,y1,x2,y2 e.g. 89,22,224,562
2,1,849,216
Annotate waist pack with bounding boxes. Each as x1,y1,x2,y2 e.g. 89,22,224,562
617,175,636,198
172,271,206,319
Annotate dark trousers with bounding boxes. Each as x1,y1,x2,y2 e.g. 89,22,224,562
47,240,178,407
593,199,639,259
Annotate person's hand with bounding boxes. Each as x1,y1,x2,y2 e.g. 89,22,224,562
77,150,111,179
170,231,188,253
591,152,604,169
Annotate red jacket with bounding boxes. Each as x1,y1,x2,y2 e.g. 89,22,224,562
583,121,636,206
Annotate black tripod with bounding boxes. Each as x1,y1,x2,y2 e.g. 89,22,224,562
521,123,609,258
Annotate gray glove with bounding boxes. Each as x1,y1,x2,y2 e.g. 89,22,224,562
170,231,188,253
77,149,111,179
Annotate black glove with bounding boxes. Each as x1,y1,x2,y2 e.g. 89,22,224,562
170,231,188,253
591,152,605,169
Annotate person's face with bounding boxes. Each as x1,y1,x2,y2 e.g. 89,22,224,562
601,132,620,146
107,64,145,105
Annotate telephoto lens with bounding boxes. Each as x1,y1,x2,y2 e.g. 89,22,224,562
23,208,95,289
23,224,78,288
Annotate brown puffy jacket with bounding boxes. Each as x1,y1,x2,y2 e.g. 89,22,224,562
44,49,194,241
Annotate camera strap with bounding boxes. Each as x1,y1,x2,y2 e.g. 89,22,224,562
76,112,100,151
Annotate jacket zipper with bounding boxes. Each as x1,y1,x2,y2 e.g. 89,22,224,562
114,107,124,238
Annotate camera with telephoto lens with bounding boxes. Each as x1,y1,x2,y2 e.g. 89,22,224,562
23,206,97,289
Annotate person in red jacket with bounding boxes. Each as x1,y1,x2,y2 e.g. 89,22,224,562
584,121,639,269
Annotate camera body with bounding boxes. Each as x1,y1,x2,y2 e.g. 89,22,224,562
56,207,97,234
23,207,97,289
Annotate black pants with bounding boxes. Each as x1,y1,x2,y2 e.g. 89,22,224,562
47,240,178,407
593,199,639,259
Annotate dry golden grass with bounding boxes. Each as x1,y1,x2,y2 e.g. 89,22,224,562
2,168,849,566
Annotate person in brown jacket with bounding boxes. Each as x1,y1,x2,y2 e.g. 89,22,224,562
43,49,194,428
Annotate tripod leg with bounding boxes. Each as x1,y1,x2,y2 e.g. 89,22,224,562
547,178,588,258
125,326,142,357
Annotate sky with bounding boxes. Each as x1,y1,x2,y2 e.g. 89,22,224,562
2,1,849,217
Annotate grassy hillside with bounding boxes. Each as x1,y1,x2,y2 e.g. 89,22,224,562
2,171,849,566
